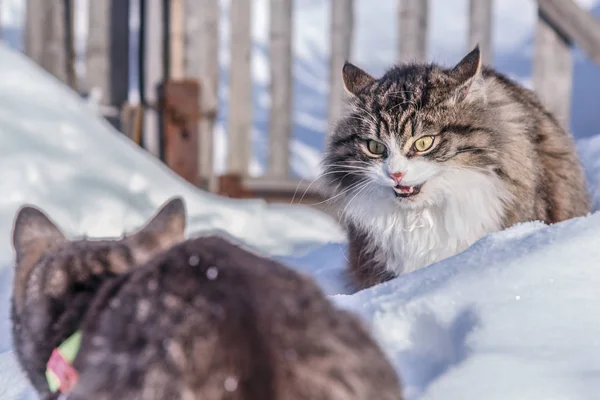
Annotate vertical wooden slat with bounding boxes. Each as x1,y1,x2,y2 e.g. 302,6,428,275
469,0,493,65
228,0,252,175
169,0,185,79
141,0,165,156
87,0,130,130
25,0,69,84
268,0,293,179
65,0,77,90
328,0,354,134
398,0,428,63
184,0,219,189
533,9,572,127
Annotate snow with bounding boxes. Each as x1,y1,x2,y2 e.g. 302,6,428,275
1,4,600,400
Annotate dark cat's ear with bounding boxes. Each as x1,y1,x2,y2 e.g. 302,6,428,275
448,45,486,104
343,62,375,96
12,206,66,267
129,197,187,261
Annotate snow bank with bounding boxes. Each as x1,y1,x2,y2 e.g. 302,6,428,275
0,43,344,264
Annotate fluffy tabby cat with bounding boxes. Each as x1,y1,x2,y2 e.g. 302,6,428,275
11,200,403,399
321,45,590,289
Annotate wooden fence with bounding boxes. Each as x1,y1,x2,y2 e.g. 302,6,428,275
9,0,600,206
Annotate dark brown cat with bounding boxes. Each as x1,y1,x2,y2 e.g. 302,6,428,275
11,197,187,398
11,202,403,399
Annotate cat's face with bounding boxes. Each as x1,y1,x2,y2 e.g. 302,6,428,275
322,47,502,213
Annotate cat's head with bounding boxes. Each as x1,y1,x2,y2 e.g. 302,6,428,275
11,196,187,331
322,46,505,217
10,197,187,395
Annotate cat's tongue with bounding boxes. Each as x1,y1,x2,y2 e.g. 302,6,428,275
395,185,415,194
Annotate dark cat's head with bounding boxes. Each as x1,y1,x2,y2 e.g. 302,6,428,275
322,46,508,218
10,197,187,394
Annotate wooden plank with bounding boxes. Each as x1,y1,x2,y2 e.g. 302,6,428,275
160,80,200,185
141,0,165,157
184,0,220,189
228,0,252,175
398,0,428,63
25,0,69,84
268,0,293,179
169,0,185,79
328,0,354,134
86,0,130,130
533,9,572,127
65,0,77,90
468,0,493,64
538,0,600,67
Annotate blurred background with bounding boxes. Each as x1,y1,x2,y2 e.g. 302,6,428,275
1,0,599,209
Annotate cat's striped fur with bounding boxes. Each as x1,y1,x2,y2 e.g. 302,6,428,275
321,46,590,290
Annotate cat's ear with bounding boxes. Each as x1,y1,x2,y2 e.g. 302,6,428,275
129,197,187,261
12,206,66,268
343,61,375,96
448,45,486,104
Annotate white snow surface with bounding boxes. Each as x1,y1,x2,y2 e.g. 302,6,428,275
2,22,600,400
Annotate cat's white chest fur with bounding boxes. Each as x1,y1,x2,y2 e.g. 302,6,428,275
346,169,511,275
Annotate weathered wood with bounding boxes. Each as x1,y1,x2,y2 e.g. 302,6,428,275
228,0,252,175
169,0,185,79
184,0,220,189
398,0,429,62
86,0,130,130
469,0,493,64
328,0,354,134
268,0,293,179
538,0,600,67
159,80,200,185
533,10,572,127
25,0,69,84
141,0,165,157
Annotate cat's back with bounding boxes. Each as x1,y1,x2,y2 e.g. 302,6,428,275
482,66,590,221
72,236,403,400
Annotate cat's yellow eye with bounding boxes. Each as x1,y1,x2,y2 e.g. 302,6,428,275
413,136,435,152
366,140,386,157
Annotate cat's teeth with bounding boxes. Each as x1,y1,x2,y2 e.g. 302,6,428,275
408,186,414,193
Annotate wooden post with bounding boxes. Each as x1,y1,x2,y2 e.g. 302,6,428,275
86,0,130,130
228,0,252,175
184,0,219,189
328,0,354,134
25,0,69,84
169,0,185,80
268,0,293,179
65,0,77,90
140,0,165,157
538,0,600,66
469,0,493,65
398,0,429,63
533,8,572,127
159,80,200,185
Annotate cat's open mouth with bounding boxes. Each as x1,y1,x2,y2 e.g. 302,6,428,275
394,184,422,198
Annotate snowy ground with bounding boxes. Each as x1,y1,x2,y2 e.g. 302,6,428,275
1,41,600,400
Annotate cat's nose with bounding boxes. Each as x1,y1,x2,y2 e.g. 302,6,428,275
388,171,405,184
